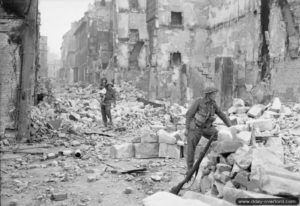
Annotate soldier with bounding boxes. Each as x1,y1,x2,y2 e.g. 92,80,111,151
101,82,116,127
185,86,232,171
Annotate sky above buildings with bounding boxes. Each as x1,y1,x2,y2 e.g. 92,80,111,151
39,0,94,58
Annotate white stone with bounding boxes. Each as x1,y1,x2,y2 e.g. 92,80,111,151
143,191,210,206
270,97,281,113
157,129,177,144
232,98,245,107
62,150,73,156
223,187,280,205
234,145,253,169
247,118,274,131
134,143,159,158
236,131,252,145
110,143,134,159
159,143,181,159
184,192,235,206
247,104,265,118
141,131,158,143
228,106,237,114
218,129,233,141
236,107,249,114
71,140,81,147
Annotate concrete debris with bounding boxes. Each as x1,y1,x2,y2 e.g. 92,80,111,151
157,129,177,144
143,191,210,206
51,192,68,201
123,187,134,194
247,104,266,118
134,143,159,159
110,143,134,159
159,143,181,159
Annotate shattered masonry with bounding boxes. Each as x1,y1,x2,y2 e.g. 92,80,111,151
59,0,300,107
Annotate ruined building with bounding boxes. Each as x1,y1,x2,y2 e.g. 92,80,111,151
60,0,300,106
60,22,77,83
0,0,39,140
144,0,300,107
39,35,48,80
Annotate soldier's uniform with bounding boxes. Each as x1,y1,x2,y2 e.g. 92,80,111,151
185,87,231,171
100,82,116,127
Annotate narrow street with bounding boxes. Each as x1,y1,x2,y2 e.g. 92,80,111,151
1,81,189,205
1,81,300,205
1,0,300,205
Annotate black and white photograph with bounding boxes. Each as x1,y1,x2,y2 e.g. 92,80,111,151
1,0,300,205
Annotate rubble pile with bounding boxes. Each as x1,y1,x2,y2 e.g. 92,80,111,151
110,128,186,159
29,81,187,142
196,97,300,204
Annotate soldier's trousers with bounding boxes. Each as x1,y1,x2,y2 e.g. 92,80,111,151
101,104,112,126
186,126,218,171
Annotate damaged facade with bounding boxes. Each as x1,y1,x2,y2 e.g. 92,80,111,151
0,0,39,140
60,0,300,105
39,35,48,80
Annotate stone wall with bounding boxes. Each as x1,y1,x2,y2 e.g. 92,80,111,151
0,19,22,137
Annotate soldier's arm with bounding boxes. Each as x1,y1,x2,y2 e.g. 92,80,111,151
185,99,199,130
215,104,232,127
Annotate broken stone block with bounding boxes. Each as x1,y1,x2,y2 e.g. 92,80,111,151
69,112,80,121
157,129,176,144
218,129,233,141
232,170,250,187
216,163,232,173
159,143,181,159
281,105,292,116
236,131,252,145
123,187,133,194
110,143,134,159
231,124,249,132
233,98,245,107
131,136,141,143
270,97,281,113
3,139,10,146
62,150,73,156
143,191,211,206
214,140,243,154
200,175,212,194
259,165,300,196
47,153,57,159
228,106,237,114
230,164,241,177
236,107,249,114
248,118,274,131
8,199,18,206
223,187,279,204
151,174,162,182
134,143,159,158
71,140,81,147
233,145,253,170
141,133,158,143
51,192,68,201
183,191,234,206
247,104,265,118
87,175,97,182
219,171,231,184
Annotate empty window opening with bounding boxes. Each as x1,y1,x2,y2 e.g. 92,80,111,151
129,29,139,42
170,52,182,66
171,12,183,26
129,0,139,10
260,0,270,80
101,0,106,6
102,63,108,69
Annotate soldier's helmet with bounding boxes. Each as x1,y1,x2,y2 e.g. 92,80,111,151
204,86,218,94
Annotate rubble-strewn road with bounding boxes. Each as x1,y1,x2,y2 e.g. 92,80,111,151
1,82,300,206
